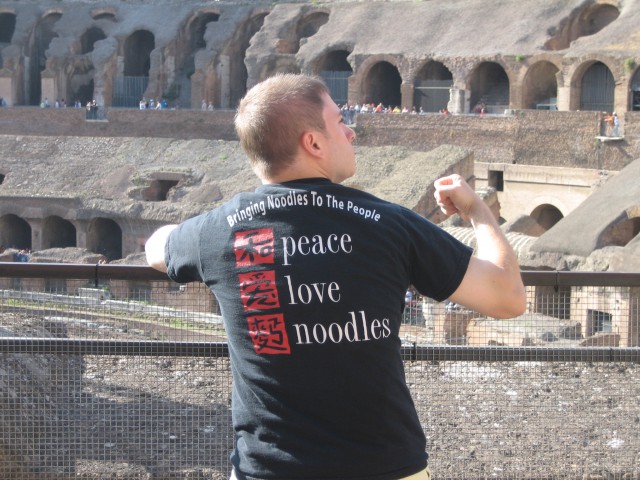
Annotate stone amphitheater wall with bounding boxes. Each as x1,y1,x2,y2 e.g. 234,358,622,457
1,107,636,171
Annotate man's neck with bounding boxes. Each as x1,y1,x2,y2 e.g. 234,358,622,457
260,160,331,184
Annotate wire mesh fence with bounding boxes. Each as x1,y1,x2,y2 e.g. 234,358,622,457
0,264,639,479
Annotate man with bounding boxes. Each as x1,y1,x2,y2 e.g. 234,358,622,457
146,74,525,480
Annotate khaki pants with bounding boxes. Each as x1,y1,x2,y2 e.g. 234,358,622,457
230,466,432,480
401,467,432,480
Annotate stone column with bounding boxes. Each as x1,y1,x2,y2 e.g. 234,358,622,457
218,54,231,109
613,82,627,115
401,82,413,110
0,76,12,106
191,70,205,107
448,88,466,114
30,218,43,252
40,70,56,106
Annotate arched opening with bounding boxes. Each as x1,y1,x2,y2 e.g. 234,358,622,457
79,27,106,54
364,61,402,109
91,9,116,22
189,12,219,50
142,180,179,201
530,204,563,231
523,61,559,110
295,11,329,52
544,4,620,51
631,68,640,111
579,61,614,112
0,12,16,69
598,215,640,248
123,30,154,76
113,30,154,107
87,217,122,261
225,13,267,108
42,216,76,249
469,62,510,114
166,12,219,109
67,62,94,106
413,61,453,113
0,12,16,43
274,11,328,55
581,5,620,36
0,214,31,250
28,12,61,106
317,50,352,105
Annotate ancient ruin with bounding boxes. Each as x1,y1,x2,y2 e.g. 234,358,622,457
1,3,640,477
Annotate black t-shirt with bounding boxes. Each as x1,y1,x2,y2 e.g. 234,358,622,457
166,178,472,480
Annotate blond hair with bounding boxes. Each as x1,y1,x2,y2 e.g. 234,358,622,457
235,74,329,179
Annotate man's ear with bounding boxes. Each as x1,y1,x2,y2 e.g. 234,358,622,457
300,130,325,159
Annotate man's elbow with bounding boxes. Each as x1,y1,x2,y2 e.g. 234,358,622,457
493,283,527,319
145,225,176,273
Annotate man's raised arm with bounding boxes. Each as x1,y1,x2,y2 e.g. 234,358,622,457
434,175,526,319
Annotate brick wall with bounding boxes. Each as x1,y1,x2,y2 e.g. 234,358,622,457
0,107,238,141
356,110,638,171
1,107,638,171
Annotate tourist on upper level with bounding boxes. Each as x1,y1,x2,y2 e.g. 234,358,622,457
612,112,620,137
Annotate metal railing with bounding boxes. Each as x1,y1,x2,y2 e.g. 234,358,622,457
1,263,639,479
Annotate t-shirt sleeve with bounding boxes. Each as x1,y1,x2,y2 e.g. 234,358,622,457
402,209,473,302
165,215,205,284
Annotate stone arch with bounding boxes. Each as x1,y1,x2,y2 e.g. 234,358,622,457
79,27,106,55
522,60,559,110
413,60,453,113
313,49,353,105
113,30,154,107
530,203,564,231
630,66,640,111
67,62,95,106
597,212,640,248
544,3,620,51
362,60,402,108
87,217,122,261
576,60,615,112
277,9,329,55
0,11,16,44
468,61,510,114
0,214,31,250
296,11,329,47
223,12,268,108
188,10,220,50
168,9,220,108
28,10,62,106
90,8,117,22
123,30,154,77
42,216,76,249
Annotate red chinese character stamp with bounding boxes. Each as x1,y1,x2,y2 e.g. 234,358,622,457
238,270,280,311
247,313,291,354
234,229,274,267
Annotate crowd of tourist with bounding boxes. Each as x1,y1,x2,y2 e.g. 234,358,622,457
139,97,169,110
338,102,455,124
201,100,215,111
0,246,31,262
3,95,621,139
38,97,90,109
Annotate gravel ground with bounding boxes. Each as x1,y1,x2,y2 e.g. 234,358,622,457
2,311,640,479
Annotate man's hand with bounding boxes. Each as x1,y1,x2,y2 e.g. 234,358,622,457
434,174,479,222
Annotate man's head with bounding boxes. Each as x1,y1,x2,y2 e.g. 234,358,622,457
234,74,331,179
